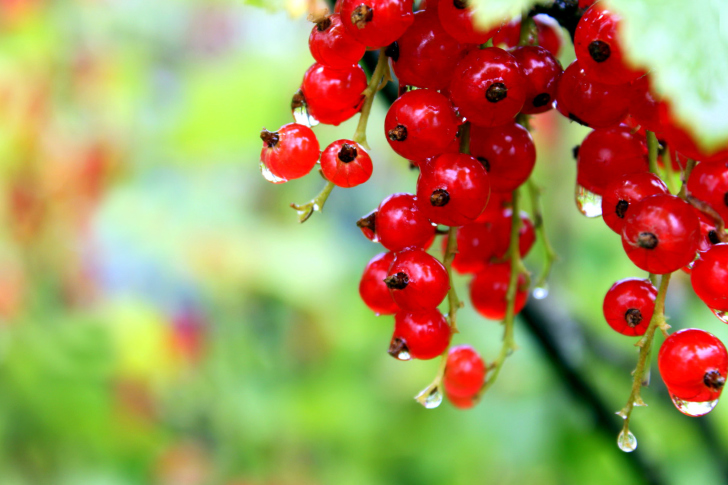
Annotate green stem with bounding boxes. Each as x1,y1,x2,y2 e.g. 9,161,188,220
527,179,557,291
678,158,696,199
662,146,678,195
459,121,471,155
647,131,659,176
444,225,461,333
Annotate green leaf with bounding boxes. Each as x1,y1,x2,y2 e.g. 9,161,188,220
470,0,547,31
600,0,728,151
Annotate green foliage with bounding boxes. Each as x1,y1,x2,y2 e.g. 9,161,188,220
470,0,547,30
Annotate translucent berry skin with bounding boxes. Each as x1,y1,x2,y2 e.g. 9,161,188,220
376,193,436,252
391,309,451,360
602,278,657,337
621,194,701,274
357,208,377,241
446,389,475,409
555,60,630,129
577,125,649,195
260,123,320,182
694,210,721,254
416,153,490,227
628,75,662,134
658,328,728,403
384,89,460,162
474,190,512,223
391,11,468,91
687,161,728,224
437,0,500,45
470,262,528,320
309,14,366,69
449,48,527,128
300,62,367,126
691,244,728,312
340,0,414,48
443,345,485,397
319,139,372,188
601,172,668,234
359,252,399,315
510,46,562,115
387,248,450,311
470,122,536,192
574,5,644,85
492,14,564,58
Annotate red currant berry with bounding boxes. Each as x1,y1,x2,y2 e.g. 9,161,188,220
416,152,490,226
691,244,728,313
601,172,668,234
621,194,701,274
470,122,536,192
300,62,367,126
320,139,372,188
577,125,649,195
602,278,657,337
259,123,320,182
309,14,366,69
390,309,451,360
628,75,662,134
574,5,644,85
390,10,468,91
489,208,536,260
510,45,562,115
446,389,476,409
694,209,722,254
357,209,378,241
449,47,527,128
658,328,728,405
443,345,486,397
687,161,728,224
474,191,512,223
340,0,414,48
470,262,528,320
359,252,399,315
384,89,460,162
555,60,630,128
492,14,564,58
376,193,436,252
386,248,450,311
438,0,501,44
659,103,728,163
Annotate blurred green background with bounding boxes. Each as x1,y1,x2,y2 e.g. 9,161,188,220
0,1,726,484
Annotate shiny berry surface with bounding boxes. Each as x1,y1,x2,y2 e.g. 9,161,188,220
386,248,450,311
691,244,728,312
602,278,657,336
340,0,414,48
577,125,649,195
628,75,662,134
437,0,500,45
446,390,475,409
449,47,527,128
376,193,436,252
470,122,536,192
390,309,451,360
359,252,399,315
391,10,468,91
470,262,528,320
300,62,367,126
416,152,490,226
687,161,728,224
658,328,728,403
384,89,460,162
492,14,564,58
260,123,320,182
601,172,668,234
443,345,486,397
320,139,372,188
621,194,701,274
555,60,630,128
309,14,366,69
510,45,562,115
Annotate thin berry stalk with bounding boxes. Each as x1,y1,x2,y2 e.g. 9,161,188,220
527,179,558,291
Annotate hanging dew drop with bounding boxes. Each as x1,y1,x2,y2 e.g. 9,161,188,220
532,284,549,300
574,184,602,217
711,309,728,324
617,429,637,452
669,394,719,417
260,162,288,184
395,348,411,361
415,386,443,409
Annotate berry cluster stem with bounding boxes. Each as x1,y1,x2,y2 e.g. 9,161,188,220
444,225,462,333
527,178,558,291
661,144,679,195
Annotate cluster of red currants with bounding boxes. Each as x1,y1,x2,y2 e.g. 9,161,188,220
259,0,728,449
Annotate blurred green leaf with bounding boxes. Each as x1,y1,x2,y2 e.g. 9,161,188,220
471,0,546,30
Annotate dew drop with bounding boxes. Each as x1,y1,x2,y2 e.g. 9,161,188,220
292,105,319,127
395,348,411,361
415,386,443,409
532,284,549,300
260,162,288,184
711,309,728,324
617,429,637,452
615,410,627,420
670,393,719,417
575,184,602,217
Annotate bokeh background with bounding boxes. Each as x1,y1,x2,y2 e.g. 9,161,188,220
0,1,726,484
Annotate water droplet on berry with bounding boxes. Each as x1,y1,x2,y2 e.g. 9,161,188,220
532,284,549,300
575,184,602,217
617,429,637,452
292,105,319,128
615,410,627,419
669,393,719,417
415,386,443,409
711,309,728,324
260,162,288,184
